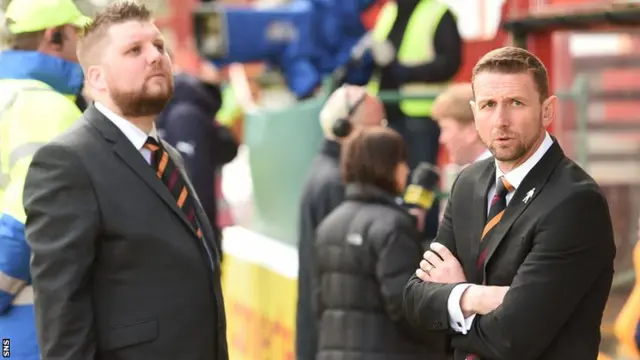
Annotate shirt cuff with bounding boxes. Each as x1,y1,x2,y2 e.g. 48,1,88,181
447,283,476,334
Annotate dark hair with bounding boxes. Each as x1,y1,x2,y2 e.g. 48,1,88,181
77,1,152,67
472,46,549,101
341,127,408,194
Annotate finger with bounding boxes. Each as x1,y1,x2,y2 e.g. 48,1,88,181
423,250,443,267
430,242,453,261
419,260,432,272
416,268,431,282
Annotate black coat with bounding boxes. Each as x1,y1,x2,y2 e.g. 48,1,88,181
296,140,345,360
313,183,447,360
23,105,227,360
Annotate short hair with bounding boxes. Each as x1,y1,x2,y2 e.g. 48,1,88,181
319,85,367,140
472,47,549,101
77,1,152,68
432,83,474,126
341,127,408,194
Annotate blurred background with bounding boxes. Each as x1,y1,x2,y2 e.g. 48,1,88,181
4,0,640,359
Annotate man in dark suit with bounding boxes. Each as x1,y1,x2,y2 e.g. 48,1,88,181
296,85,384,360
403,46,615,360
22,2,227,360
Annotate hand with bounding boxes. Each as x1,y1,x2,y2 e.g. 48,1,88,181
408,208,425,232
460,285,509,317
415,242,466,284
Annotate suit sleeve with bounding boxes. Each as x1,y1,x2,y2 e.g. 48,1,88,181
403,173,463,333
377,224,447,349
450,188,615,360
23,143,100,360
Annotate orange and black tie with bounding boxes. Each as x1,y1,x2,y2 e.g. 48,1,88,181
144,137,203,239
477,176,513,284
467,176,513,360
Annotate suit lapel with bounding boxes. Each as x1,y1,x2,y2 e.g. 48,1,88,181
85,105,201,240
482,141,565,272
469,161,495,283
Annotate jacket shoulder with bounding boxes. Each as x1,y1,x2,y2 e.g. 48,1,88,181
452,157,494,189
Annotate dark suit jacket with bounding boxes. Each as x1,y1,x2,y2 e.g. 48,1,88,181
23,104,228,360
403,140,615,360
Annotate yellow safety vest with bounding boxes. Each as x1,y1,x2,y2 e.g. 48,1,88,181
0,79,81,222
366,0,452,117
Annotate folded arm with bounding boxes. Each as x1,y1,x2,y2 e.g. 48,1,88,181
403,177,464,333
451,189,615,360
23,143,100,360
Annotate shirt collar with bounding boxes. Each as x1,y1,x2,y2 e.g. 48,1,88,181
94,101,158,151
496,132,553,190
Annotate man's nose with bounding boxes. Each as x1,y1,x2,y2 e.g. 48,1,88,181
493,105,510,126
147,45,164,64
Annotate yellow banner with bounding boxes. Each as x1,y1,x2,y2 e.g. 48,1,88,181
221,246,297,360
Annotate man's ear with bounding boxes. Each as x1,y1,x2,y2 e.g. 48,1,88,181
470,100,478,130
541,95,557,128
43,28,63,47
86,65,107,92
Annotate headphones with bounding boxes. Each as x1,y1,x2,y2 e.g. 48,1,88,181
331,88,367,138
51,30,64,46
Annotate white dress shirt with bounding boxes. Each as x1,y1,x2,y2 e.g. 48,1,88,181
94,102,159,164
447,132,554,334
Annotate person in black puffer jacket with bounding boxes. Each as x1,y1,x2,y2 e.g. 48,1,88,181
314,127,447,360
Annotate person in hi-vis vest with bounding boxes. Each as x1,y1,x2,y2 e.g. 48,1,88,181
366,0,462,241
0,0,90,359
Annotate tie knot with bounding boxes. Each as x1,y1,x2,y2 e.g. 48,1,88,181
143,136,160,152
496,176,513,196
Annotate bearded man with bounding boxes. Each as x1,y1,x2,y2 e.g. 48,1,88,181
22,2,228,360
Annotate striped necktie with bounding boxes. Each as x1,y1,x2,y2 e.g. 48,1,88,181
476,176,513,284
143,137,203,239
467,176,513,360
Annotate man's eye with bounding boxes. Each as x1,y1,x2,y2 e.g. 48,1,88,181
482,102,495,109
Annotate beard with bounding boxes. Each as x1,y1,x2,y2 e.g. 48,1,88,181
489,129,542,163
111,76,174,118
490,140,528,162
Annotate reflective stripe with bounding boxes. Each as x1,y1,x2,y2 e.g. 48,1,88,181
0,86,54,189
9,142,45,168
366,0,452,116
0,271,26,294
12,285,33,305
